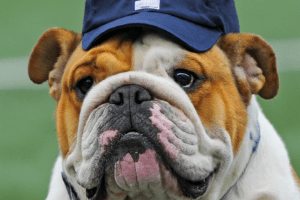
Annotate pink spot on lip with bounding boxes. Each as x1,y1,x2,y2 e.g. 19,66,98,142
99,130,118,157
150,104,179,159
100,130,118,147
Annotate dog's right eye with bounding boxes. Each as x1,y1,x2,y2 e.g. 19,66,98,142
75,77,94,99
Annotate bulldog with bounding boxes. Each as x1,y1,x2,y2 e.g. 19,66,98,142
28,28,300,200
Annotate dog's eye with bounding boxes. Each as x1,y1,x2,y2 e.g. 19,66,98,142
77,77,93,95
173,70,196,88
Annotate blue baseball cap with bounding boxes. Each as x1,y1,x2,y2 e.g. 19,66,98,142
82,0,239,52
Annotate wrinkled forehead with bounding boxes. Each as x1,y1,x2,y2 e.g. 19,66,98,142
63,32,231,87
133,33,185,72
65,32,183,72
132,33,232,80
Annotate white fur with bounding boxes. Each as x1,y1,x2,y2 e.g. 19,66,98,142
45,156,69,200
221,96,300,200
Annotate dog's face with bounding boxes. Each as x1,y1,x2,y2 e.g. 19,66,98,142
29,28,278,199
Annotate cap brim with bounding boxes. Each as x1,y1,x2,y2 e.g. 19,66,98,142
82,12,222,52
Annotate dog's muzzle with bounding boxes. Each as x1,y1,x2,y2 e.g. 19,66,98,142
79,85,213,199
66,77,220,200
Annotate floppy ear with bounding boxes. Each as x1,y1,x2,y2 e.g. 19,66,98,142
218,33,279,103
28,28,82,101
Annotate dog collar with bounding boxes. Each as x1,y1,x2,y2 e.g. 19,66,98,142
61,172,79,200
250,121,261,153
220,121,261,200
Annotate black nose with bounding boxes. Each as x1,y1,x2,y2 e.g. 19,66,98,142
109,85,152,106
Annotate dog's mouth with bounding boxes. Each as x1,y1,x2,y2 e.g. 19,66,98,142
85,131,217,200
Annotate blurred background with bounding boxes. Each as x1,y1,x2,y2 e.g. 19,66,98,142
0,0,299,199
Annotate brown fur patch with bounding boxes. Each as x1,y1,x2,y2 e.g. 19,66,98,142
56,34,134,157
182,46,248,154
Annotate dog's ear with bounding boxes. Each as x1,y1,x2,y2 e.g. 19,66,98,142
218,33,279,103
28,28,82,101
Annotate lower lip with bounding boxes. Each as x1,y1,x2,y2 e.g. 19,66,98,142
178,172,213,199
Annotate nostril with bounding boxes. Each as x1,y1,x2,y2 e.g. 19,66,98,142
135,90,152,104
109,85,152,106
109,92,124,105
135,91,142,104
117,93,124,105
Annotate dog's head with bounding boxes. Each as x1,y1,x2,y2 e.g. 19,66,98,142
28,28,278,199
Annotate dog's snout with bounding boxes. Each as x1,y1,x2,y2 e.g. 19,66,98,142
109,85,152,106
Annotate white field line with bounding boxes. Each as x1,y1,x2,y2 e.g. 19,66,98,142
0,56,48,90
0,38,299,90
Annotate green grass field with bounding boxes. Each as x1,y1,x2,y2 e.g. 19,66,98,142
1,0,300,199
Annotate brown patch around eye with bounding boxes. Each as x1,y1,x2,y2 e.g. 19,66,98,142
181,47,248,155
75,76,94,101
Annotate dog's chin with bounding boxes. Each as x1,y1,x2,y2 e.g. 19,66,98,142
84,131,217,200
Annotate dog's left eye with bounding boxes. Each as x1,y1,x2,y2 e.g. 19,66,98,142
173,70,196,88
76,76,94,96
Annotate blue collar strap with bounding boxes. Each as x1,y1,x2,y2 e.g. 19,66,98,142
220,121,261,199
250,121,261,153
61,172,79,200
